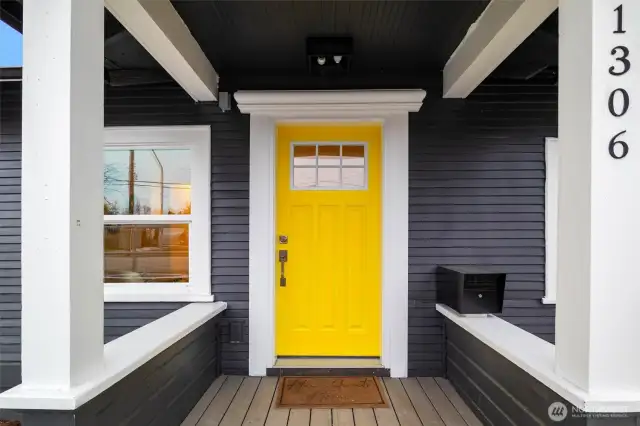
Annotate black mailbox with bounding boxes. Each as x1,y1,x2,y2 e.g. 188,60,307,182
436,265,506,314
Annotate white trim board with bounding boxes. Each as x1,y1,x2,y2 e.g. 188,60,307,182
236,89,426,378
0,302,227,410
543,137,558,304
104,287,214,303
436,304,640,412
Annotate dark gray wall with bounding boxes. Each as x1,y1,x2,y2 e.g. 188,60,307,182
0,79,556,386
0,82,21,392
2,314,221,426
104,84,250,376
407,83,557,376
444,319,639,426
0,82,249,392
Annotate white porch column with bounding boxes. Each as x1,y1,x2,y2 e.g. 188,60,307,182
557,0,640,395
21,0,104,388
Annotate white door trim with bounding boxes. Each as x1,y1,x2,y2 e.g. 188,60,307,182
236,90,426,378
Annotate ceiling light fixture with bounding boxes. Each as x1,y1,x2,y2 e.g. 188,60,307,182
306,36,353,76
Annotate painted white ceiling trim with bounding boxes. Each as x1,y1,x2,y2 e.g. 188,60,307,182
105,0,218,102
234,90,426,118
443,0,558,98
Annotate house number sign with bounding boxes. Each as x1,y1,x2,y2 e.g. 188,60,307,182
608,4,631,159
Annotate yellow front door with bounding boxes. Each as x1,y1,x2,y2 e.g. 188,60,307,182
275,124,382,356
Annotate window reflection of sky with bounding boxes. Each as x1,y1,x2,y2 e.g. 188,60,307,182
104,149,191,215
0,21,22,67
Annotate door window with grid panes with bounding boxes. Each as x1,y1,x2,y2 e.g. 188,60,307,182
292,143,367,190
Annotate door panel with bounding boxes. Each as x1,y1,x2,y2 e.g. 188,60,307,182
275,124,381,356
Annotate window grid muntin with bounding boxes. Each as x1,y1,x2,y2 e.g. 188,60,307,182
291,142,368,190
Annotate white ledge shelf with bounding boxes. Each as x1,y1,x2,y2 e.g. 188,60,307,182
0,301,227,410
436,303,640,413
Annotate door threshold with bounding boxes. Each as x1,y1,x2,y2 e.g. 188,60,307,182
268,357,389,377
274,357,382,368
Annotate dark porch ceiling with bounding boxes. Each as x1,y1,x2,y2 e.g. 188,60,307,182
1,0,558,90
171,0,489,74
0,0,21,32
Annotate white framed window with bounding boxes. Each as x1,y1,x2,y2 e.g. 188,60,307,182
543,137,558,304
103,126,212,302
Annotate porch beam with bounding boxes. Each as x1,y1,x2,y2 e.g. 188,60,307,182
442,0,557,98
105,0,218,102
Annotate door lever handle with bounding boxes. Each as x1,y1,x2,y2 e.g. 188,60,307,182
279,250,288,287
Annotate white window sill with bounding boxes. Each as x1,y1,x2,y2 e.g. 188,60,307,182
436,303,640,413
541,296,556,305
104,283,214,302
104,292,215,303
0,301,227,410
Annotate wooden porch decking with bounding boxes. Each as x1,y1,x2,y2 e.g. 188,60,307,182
181,375,482,426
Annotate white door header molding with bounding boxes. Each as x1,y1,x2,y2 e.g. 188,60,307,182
234,90,426,117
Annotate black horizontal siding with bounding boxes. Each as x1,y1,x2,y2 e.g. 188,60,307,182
209,116,250,375
0,82,21,391
105,84,250,376
0,83,249,392
444,319,640,426
3,315,221,426
407,83,557,377
0,79,557,384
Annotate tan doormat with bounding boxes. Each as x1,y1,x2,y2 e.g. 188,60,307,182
276,376,387,408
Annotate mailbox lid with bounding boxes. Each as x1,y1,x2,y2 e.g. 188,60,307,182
438,265,503,275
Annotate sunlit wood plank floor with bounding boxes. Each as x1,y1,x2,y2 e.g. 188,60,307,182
181,375,482,426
